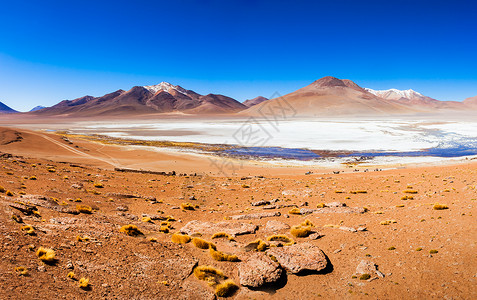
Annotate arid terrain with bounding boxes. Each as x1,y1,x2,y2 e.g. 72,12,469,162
0,126,476,299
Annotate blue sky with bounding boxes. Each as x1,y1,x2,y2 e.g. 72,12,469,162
1,0,476,111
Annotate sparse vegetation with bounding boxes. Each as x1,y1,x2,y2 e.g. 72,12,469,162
14,266,28,276
6,190,14,196
429,249,439,254
93,182,104,188
380,220,397,225
119,224,143,236
141,216,152,223
288,208,301,215
36,247,56,263
209,247,239,262
181,202,196,210
194,265,224,285
267,234,295,246
359,273,371,280
403,189,418,194
215,279,238,297
192,237,216,250
316,203,326,208
171,233,191,244
211,232,234,241
76,205,93,214
67,271,75,279
245,239,268,251
78,277,89,289
433,203,448,210
76,235,90,242
21,225,35,235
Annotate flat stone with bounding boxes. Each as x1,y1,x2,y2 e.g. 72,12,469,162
339,226,357,232
179,279,216,300
180,220,258,236
308,232,324,240
251,200,270,206
355,260,385,279
264,220,290,232
238,253,282,287
229,212,281,220
266,242,328,274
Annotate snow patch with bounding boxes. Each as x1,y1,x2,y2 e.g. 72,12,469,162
144,82,189,96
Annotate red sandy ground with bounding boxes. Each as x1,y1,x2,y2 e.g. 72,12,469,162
0,127,476,299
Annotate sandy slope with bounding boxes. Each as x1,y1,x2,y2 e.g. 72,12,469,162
0,127,476,299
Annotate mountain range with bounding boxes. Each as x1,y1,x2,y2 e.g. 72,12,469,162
0,101,18,113
1,77,476,116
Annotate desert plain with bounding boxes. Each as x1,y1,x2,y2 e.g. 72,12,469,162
0,120,476,300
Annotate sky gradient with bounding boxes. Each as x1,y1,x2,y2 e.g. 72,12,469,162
1,0,476,111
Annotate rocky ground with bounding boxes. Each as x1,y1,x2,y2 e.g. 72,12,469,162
0,131,476,299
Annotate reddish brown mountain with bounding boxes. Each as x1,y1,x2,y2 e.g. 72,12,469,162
243,96,268,107
464,95,477,108
34,82,247,116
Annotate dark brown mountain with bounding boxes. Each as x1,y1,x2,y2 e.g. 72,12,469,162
34,82,247,116
243,96,268,107
0,101,18,114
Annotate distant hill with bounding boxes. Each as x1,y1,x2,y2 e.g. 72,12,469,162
29,106,46,112
243,96,268,107
243,76,469,117
0,101,18,113
33,82,247,116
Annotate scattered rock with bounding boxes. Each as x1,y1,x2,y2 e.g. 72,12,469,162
251,200,270,206
116,206,129,212
308,232,324,240
339,226,357,232
266,242,328,274
355,260,385,279
264,220,290,232
229,211,281,220
357,226,367,231
238,253,283,287
180,220,258,236
70,183,83,189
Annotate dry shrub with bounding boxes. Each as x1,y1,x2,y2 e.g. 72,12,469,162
76,205,93,214
209,247,239,262
288,208,301,215
14,266,28,276
21,225,35,235
380,220,397,225
181,203,196,210
215,279,238,297
6,190,14,196
194,265,224,285
211,232,234,241
159,226,169,233
76,235,90,242
192,237,216,250
141,216,152,223
36,247,56,263
93,183,103,188
403,189,418,194
78,277,89,289
290,225,312,238
245,239,268,251
316,203,326,208
171,233,191,244
266,234,294,246
119,224,143,236
67,271,75,279
401,195,414,200
433,203,448,210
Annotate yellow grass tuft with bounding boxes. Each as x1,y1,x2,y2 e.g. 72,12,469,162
93,182,104,188
403,189,418,194
429,249,438,254
21,225,36,236
290,225,312,238
267,234,295,246
78,277,89,289
141,216,152,223
76,205,93,214
0,186,5,193
76,235,90,242
67,271,75,279
159,226,169,233
359,273,371,280
433,203,448,210
401,195,414,200
316,203,326,208
29,176,37,180
209,247,239,262
6,190,14,196
119,224,143,236
180,202,196,210
14,266,28,276
47,168,56,173
380,220,397,225
192,237,216,250
211,232,234,241
171,233,191,244
36,247,56,263
215,279,239,297
288,208,301,215
194,265,224,285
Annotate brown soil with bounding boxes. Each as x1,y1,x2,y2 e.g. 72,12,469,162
0,127,476,299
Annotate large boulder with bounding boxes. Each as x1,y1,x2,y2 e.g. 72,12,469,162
266,243,328,274
180,220,257,236
238,253,283,287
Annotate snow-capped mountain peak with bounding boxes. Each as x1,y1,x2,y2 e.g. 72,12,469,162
144,82,189,96
365,88,424,100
